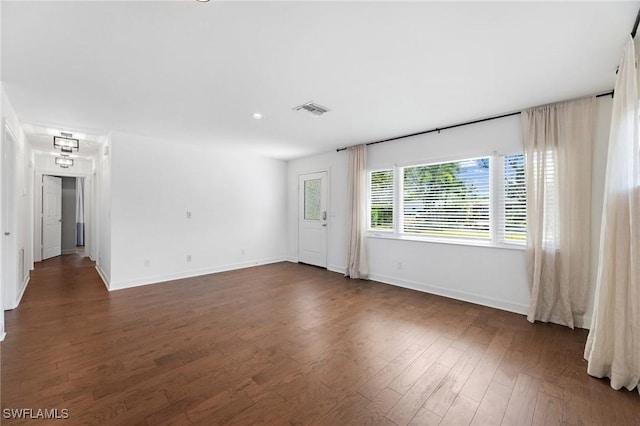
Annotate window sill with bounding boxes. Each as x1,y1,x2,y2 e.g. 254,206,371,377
367,231,526,251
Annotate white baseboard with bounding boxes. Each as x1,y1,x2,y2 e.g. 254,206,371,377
95,265,110,290
328,264,347,274
286,260,346,275
62,249,77,255
368,272,530,318
0,332,5,342
14,274,30,308
109,256,287,291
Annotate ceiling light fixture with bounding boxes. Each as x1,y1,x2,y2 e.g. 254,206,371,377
55,157,74,168
195,0,209,2
53,136,79,152
252,113,263,120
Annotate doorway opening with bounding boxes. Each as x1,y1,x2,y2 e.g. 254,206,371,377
36,173,92,262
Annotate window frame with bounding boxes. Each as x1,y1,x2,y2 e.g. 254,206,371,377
401,156,492,241
367,153,526,250
500,153,527,245
367,168,396,233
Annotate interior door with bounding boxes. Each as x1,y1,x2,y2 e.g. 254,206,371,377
298,171,328,268
3,124,17,309
42,175,62,260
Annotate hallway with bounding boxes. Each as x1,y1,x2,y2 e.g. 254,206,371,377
2,253,109,420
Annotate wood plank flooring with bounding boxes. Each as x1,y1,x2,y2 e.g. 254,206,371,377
1,253,638,425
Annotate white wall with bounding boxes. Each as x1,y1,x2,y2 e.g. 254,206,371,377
95,136,111,286
286,150,349,271
33,151,93,176
287,96,613,328
107,132,287,290
1,85,34,314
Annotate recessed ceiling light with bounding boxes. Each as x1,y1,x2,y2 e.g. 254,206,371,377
196,0,209,2
252,113,263,120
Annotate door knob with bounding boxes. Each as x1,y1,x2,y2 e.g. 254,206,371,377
322,223,327,227
4,232,10,236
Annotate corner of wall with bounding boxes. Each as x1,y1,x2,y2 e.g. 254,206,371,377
95,264,110,291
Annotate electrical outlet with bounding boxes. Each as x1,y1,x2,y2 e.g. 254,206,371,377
186,255,192,263
241,248,245,255
144,259,150,267
186,211,192,219
397,261,403,270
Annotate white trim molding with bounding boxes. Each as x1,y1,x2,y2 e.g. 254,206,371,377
328,264,347,275
368,272,530,318
95,265,110,290
15,275,30,309
109,257,287,291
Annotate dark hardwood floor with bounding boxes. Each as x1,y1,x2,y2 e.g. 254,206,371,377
1,253,638,425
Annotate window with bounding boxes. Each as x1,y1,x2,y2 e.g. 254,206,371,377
304,179,321,220
369,170,394,230
368,154,526,247
502,154,526,243
403,158,490,239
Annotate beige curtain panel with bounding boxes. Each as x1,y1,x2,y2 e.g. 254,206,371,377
585,35,640,393
345,144,368,279
523,96,596,329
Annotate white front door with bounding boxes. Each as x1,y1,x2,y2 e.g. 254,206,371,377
298,171,328,268
42,175,62,260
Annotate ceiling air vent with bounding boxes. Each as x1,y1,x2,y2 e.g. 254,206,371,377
293,101,330,116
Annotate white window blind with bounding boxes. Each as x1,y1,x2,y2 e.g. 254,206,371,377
402,158,490,239
502,153,526,243
369,170,394,230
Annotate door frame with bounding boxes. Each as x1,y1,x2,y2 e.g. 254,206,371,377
297,168,330,266
34,171,93,263
2,121,18,311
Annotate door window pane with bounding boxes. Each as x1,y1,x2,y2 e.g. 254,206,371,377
304,179,321,220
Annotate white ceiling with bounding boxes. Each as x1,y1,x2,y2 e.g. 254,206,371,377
2,1,638,160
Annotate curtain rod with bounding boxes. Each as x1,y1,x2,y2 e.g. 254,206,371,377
337,7,639,153
336,91,614,152
632,7,640,38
